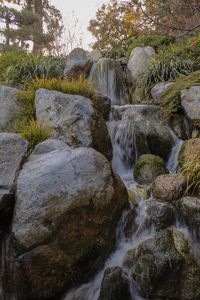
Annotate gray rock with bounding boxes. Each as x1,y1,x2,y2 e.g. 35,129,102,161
0,133,28,233
0,133,28,207
124,228,200,300
64,48,92,80
35,89,112,160
99,267,132,300
152,174,187,202
0,85,20,131
151,82,173,105
4,145,128,299
145,199,176,230
179,197,200,238
88,49,102,62
32,138,69,155
181,86,200,121
127,47,155,81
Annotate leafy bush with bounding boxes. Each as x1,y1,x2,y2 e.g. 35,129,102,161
161,71,200,120
17,77,96,124
138,57,196,100
126,35,175,57
0,51,24,82
5,55,67,88
16,118,52,151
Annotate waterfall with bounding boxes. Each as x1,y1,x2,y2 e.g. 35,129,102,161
89,58,127,106
167,129,184,173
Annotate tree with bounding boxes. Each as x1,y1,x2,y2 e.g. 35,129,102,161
130,0,200,37
0,0,63,54
88,0,146,52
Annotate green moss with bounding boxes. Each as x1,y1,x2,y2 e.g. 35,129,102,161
161,71,200,120
134,154,167,185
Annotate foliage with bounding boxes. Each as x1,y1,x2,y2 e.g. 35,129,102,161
88,0,147,52
130,0,200,37
137,36,200,100
161,71,200,120
0,51,24,81
126,35,175,57
5,55,66,87
16,118,51,151
0,0,63,55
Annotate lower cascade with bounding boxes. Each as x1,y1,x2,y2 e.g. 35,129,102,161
62,103,200,300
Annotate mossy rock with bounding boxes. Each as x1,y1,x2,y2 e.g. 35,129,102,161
134,154,168,184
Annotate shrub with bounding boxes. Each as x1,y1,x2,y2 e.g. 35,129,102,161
0,51,24,82
16,118,52,151
138,57,195,100
126,35,175,57
161,71,200,120
137,35,200,101
5,55,66,88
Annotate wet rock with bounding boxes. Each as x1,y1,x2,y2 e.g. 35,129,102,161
0,133,28,233
127,47,155,81
151,82,173,105
124,228,200,300
64,48,92,80
89,58,127,105
152,174,187,202
35,88,112,160
99,267,132,300
0,85,20,132
179,197,200,239
181,86,200,123
145,199,176,230
168,113,192,140
92,92,111,121
134,154,168,185
3,145,128,300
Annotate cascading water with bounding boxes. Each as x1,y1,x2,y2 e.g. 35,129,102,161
63,65,198,300
89,58,127,106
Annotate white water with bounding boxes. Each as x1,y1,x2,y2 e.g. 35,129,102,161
89,58,127,106
167,129,184,173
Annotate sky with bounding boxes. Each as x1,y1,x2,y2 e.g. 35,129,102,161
51,0,110,50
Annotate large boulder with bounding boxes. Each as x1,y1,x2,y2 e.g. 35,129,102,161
3,140,128,299
35,89,112,160
64,48,92,80
0,85,20,132
152,174,187,202
127,47,155,81
124,228,200,300
134,154,167,185
99,267,132,300
0,133,28,233
179,197,200,239
181,86,200,124
151,82,173,105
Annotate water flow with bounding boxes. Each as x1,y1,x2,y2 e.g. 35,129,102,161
89,58,127,106
167,129,183,173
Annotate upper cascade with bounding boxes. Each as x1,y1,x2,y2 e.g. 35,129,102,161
89,58,127,106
